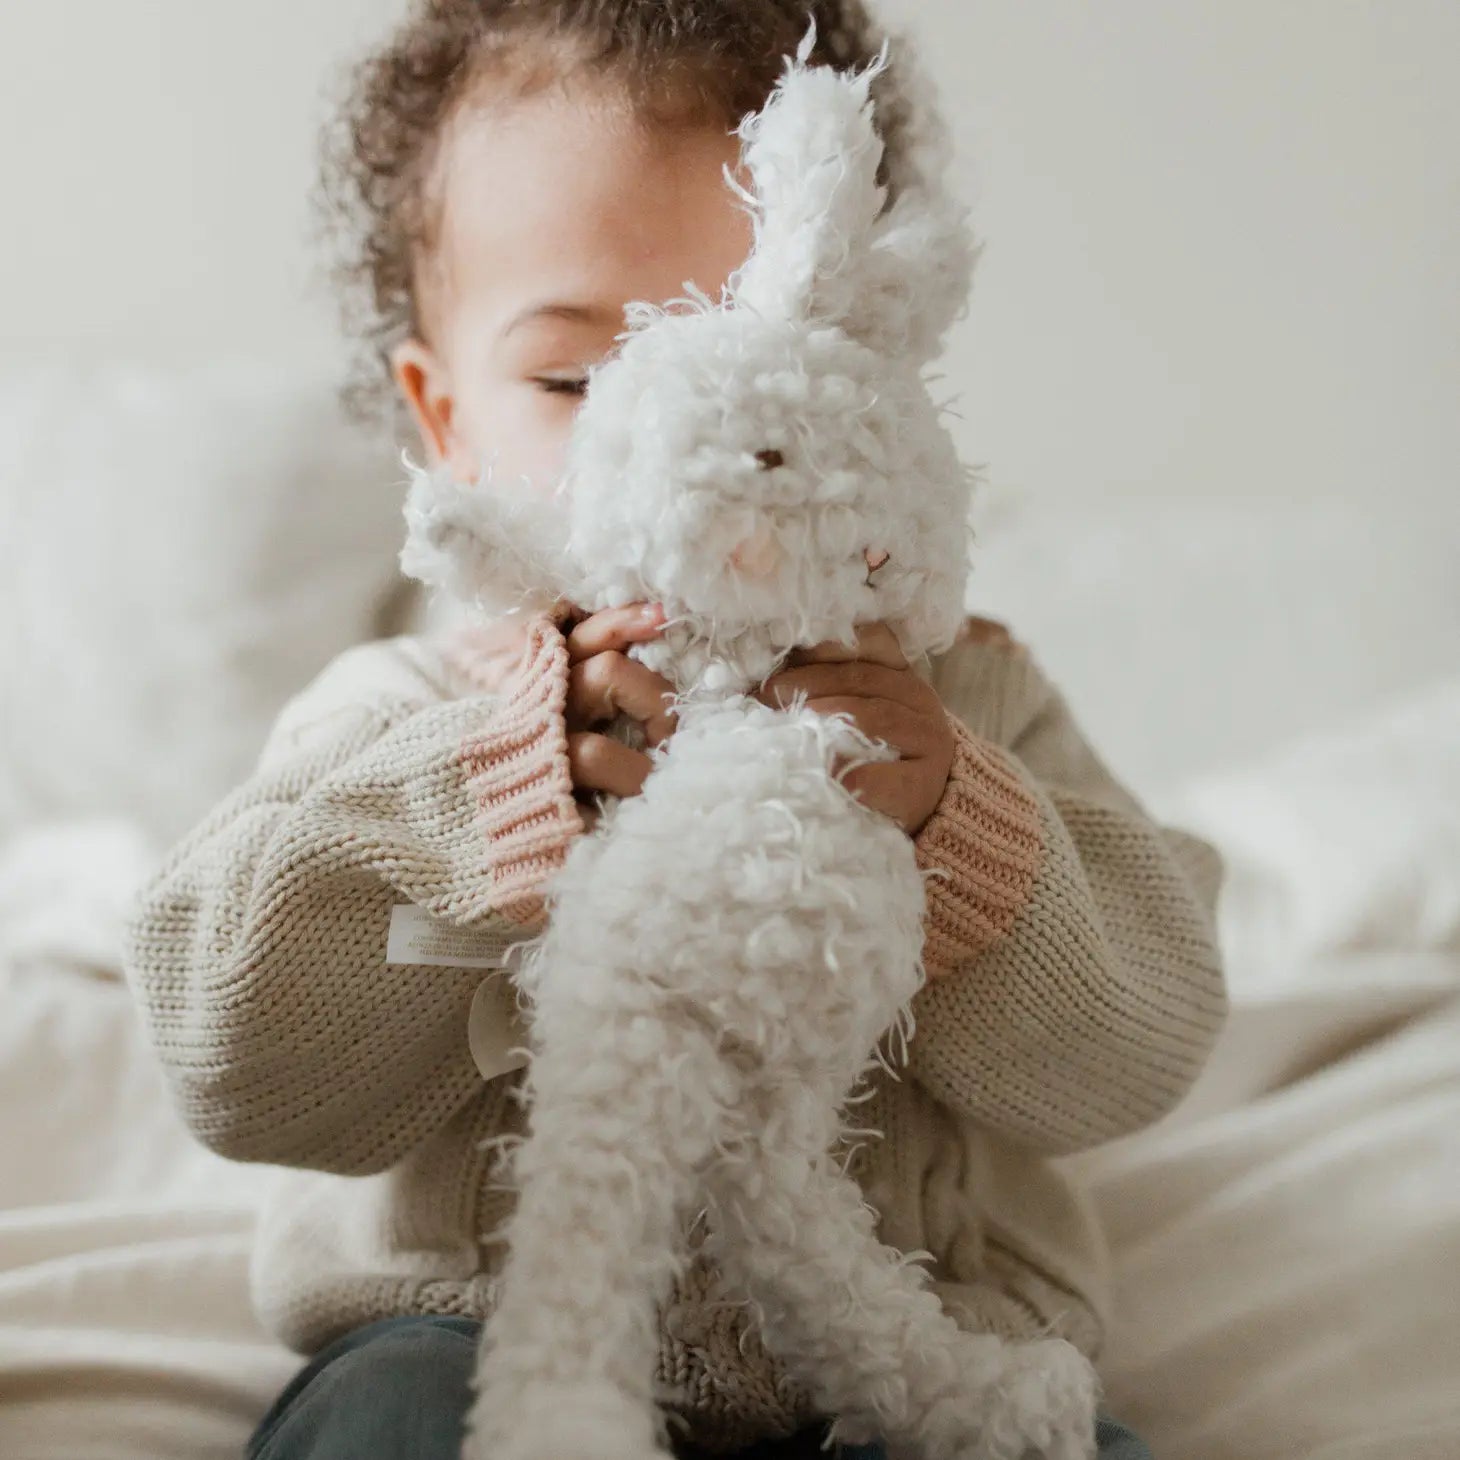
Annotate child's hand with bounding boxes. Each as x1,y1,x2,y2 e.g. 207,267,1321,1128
562,603,677,826
754,624,955,836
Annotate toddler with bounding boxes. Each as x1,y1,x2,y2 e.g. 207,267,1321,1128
123,3,1228,1459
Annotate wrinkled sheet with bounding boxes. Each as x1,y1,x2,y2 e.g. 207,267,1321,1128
1072,960,1460,1459
0,822,296,1460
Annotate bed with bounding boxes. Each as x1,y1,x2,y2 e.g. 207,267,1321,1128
2,363,1457,1459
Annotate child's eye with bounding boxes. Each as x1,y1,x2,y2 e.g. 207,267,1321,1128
533,376,588,398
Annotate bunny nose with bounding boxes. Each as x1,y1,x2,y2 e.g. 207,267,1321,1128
864,547,890,574
729,525,783,579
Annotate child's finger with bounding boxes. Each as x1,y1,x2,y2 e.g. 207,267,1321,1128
757,661,918,711
567,652,678,744
783,622,907,670
838,760,915,828
795,696,938,755
565,603,665,664
567,731,653,799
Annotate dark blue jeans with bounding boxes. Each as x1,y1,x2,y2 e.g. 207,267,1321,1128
245,1315,1152,1460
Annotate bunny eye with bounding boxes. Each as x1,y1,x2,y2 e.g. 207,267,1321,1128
754,449,786,471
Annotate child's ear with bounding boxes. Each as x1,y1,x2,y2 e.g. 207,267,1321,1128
392,339,470,477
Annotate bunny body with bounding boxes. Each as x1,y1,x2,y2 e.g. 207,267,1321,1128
401,43,1098,1460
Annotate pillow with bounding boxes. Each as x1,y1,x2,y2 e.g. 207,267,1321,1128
1156,674,1460,988
0,361,407,850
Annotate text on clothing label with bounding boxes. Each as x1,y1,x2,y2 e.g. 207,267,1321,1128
386,903,531,969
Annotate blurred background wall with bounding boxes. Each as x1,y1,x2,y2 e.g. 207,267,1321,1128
2,0,1455,510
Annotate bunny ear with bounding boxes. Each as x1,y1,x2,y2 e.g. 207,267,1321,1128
727,38,889,326
844,30,979,364
842,183,979,364
399,457,576,617
729,30,977,365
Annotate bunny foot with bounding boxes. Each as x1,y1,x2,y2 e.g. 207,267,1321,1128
860,1332,1097,1460
461,1377,672,1460
968,1336,1100,1460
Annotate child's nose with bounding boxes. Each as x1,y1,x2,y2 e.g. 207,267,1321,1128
729,525,783,579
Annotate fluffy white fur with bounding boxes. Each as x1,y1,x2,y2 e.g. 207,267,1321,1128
401,35,1098,1460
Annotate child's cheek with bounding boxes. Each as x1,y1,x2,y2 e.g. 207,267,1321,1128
448,390,573,497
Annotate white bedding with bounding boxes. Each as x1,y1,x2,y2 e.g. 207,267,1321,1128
1,685,1458,1459
0,823,297,1460
1078,968,1460,1459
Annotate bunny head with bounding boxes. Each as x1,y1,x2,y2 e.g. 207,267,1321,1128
401,38,977,694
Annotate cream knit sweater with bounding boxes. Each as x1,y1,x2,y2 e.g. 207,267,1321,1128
122,613,1227,1451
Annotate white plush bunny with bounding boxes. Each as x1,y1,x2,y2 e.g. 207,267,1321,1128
400,37,1098,1460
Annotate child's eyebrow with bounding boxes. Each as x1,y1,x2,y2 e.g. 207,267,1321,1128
501,301,620,339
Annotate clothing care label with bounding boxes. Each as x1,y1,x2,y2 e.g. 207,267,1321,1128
386,903,529,969
467,977,530,1082
386,904,532,1081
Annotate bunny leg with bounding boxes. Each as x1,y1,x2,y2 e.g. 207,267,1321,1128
705,1115,1099,1460
464,995,743,1460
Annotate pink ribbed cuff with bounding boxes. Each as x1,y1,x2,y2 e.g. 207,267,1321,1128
913,715,1045,979
458,614,583,929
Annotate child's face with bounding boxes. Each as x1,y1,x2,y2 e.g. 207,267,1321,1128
393,77,754,489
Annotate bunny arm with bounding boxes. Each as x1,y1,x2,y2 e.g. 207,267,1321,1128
401,459,582,620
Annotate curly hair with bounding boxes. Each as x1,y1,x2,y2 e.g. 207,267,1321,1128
316,0,927,421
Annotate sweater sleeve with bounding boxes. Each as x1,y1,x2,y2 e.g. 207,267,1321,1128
903,627,1228,1156
121,615,583,1176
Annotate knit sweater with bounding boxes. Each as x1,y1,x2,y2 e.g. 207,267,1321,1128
122,612,1227,1451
